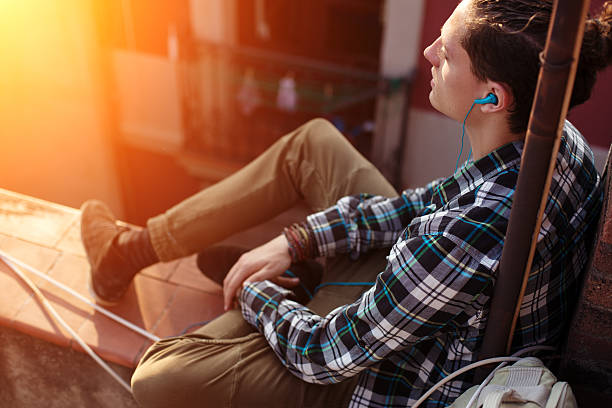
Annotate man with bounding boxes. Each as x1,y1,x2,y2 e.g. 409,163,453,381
81,0,610,406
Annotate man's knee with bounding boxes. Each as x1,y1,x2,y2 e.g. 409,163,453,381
285,118,362,172
131,336,241,407
131,344,190,408
302,117,337,133
288,118,344,150
305,117,343,141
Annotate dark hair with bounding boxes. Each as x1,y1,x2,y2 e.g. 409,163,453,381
461,0,612,134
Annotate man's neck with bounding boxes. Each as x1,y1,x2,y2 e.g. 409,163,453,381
466,116,524,160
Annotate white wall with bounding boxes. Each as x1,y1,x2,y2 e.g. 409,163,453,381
373,0,426,184
402,109,468,188
0,0,123,214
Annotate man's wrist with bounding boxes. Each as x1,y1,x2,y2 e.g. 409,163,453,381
283,222,318,262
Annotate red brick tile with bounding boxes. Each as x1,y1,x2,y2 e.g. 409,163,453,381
0,234,30,323
54,218,86,257
75,320,145,368
141,258,181,281
12,313,73,348
154,285,224,339
11,253,94,349
0,236,61,325
0,311,12,329
0,259,35,324
168,255,223,294
0,189,77,247
0,235,61,283
76,274,177,368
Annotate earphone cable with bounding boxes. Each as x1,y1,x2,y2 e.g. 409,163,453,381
455,101,477,174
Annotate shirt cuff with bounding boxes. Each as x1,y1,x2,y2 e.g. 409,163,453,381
305,210,331,257
240,280,293,328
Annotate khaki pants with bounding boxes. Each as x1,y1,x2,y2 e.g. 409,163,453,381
132,119,398,407
147,118,397,262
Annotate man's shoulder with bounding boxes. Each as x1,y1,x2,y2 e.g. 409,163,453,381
560,120,598,173
554,121,600,201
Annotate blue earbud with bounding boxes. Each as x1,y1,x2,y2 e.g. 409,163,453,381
474,93,498,105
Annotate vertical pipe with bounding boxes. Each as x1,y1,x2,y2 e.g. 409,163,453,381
478,0,591,364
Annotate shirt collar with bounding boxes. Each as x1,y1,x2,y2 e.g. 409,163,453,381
436,140,525,201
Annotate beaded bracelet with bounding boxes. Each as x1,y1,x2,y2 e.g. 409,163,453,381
282,222,317,262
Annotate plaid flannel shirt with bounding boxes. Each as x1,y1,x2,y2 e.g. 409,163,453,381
240,121,602,407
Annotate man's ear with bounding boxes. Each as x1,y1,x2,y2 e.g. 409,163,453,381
480,81,513,113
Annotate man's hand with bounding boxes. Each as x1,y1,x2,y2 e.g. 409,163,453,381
223,234,297,311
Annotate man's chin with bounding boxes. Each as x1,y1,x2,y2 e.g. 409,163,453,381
428,98,456,122
428,94,442,114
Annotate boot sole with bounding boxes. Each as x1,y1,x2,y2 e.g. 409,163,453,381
87,274,120,307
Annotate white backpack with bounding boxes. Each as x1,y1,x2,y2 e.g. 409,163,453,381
449,357,578,408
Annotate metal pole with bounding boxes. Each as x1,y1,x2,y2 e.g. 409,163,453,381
478,0,591,366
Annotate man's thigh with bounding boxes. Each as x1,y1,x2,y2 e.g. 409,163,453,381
132,310,358,408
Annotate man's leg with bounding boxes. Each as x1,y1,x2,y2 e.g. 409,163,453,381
81,118,396,304
132,311,358,408
148,118,397,261
131,249,389,408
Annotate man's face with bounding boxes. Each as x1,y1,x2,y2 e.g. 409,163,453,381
423,0,485,122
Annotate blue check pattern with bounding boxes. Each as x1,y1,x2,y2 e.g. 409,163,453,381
240,121,602,407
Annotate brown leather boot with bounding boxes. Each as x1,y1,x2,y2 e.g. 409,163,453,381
80,200,158,305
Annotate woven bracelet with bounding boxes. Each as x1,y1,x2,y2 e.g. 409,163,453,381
283,222,317,262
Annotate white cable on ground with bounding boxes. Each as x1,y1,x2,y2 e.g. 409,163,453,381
1,255,132,393
0,250,160,342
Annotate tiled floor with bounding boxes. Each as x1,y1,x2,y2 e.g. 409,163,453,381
0,188,308,368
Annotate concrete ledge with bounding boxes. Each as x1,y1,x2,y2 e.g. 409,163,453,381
0,326,137,408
